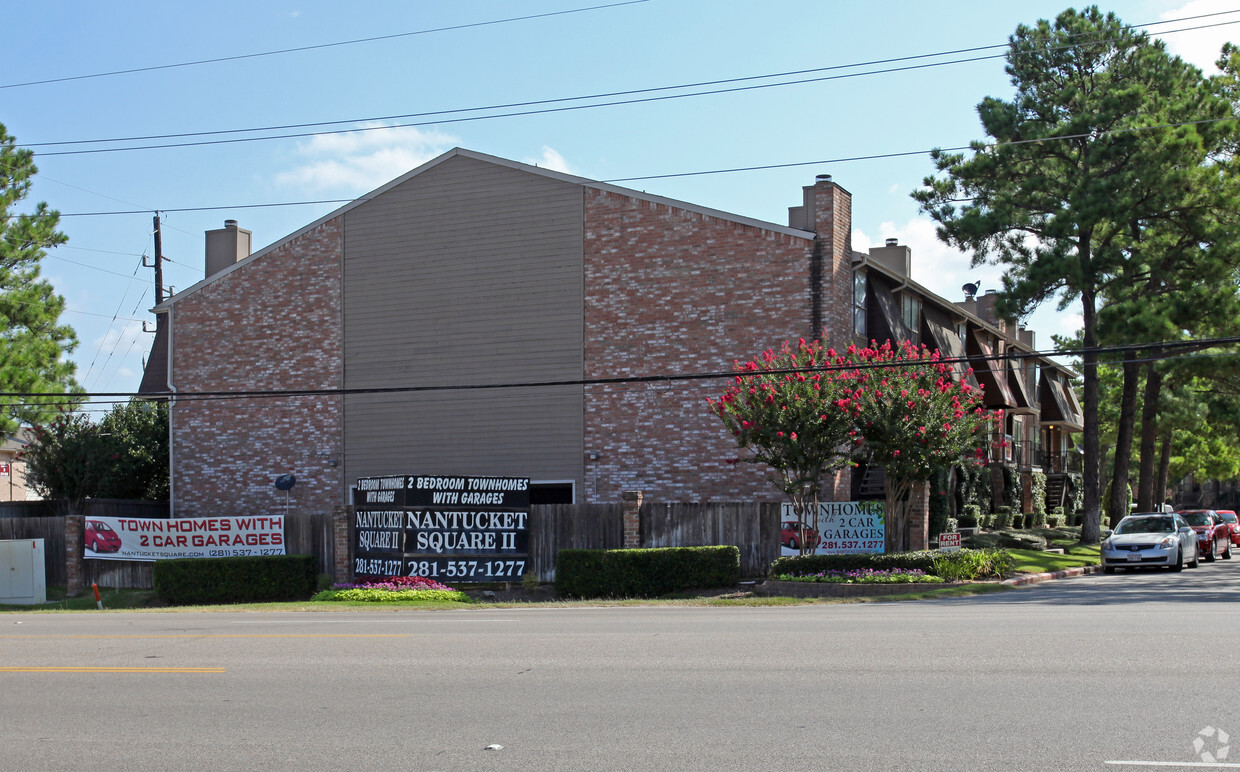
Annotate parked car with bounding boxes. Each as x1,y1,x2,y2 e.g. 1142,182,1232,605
1178,510,1232,562
780,521,820,551
1214,510,1240,548
84,520,122,553
1101,513,1199,573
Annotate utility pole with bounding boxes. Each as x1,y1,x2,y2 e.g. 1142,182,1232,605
152,212,165,305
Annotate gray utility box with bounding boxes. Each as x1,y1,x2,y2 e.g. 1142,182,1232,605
0,539,46,605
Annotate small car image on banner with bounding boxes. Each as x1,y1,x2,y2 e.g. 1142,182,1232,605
84,520,122,553
779,501,885,556
80,516,286,561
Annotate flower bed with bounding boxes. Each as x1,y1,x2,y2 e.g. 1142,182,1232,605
773,568,942,584
312,576,472,604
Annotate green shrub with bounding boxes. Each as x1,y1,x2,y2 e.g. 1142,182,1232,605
993,511,1012,529
1051,506,1065,516
1001,467,1020,509
930,549,1013,581
555,546,740,599
772,549,1010,582
153,555,317,606
1045,513,1066,528
1030,471,1047,517
945,517,959,533
959,504,981,528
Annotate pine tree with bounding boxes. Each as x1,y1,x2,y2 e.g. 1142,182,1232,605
913,7,1231,542
0,122,80,434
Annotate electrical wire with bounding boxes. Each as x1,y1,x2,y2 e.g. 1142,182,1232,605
0,335,1234,402
44,112,1240,218
0,1,651,90
18,11,1240,156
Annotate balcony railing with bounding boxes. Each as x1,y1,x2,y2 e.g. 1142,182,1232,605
1038,449,1083,474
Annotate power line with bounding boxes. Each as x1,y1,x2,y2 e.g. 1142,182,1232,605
0,1,651,90
1,336,1235,402
22,17,1240,159
47,113,1240,218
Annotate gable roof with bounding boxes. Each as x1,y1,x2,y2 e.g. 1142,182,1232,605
151,147,813,312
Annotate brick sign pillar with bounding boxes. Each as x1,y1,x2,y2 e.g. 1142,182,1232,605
65,514,84,596
333,505,353,584
621,491,643,548
907,482,930,551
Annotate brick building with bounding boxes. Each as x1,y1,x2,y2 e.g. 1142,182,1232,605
140,148,1079,520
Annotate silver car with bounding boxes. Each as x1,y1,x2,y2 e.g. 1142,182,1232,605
1101,513,1199,573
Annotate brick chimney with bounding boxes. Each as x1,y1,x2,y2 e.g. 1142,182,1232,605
792,175,853,338
205,219,252,278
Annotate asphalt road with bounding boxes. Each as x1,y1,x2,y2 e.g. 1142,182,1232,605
2,560,1239,771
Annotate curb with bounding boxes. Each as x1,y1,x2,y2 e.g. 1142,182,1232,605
1001,565,1102,587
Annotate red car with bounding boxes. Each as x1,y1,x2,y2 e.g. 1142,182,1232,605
84,520,122,553
1214,510,1240,547
1178,510,1232,562
781,521,820,551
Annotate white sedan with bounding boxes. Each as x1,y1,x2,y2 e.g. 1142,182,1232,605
1101,513,1199,573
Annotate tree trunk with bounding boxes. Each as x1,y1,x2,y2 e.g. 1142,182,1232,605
1136,363,1163,512
884,477,912,553
1080,287,1102,543
1157,431,1173,510
1107,359,1140,527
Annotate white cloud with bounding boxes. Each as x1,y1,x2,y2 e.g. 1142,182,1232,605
853,218,1005,301
1156,0,1237,73
853,219,1083,348
523,146,574,174
275,123,458,194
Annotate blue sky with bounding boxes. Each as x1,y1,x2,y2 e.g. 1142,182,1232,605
5,0,1237,407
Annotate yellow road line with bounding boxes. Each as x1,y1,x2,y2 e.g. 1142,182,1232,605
0,667,226,673
0,634,412,639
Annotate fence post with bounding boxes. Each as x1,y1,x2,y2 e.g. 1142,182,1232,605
333,505,353,584
65,514,84,596
621,491,643,548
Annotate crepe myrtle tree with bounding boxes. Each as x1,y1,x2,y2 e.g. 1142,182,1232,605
845,341,996,552
707,338,859,555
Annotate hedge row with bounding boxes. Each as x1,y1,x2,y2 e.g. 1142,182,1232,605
152,554,318,606
555,546,740,599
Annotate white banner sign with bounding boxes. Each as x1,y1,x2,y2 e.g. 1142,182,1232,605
780,501,885,556
83,516,285,561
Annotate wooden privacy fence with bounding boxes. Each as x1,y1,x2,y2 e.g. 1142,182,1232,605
0,499,170,519
3,503,783,591
640,501,783,578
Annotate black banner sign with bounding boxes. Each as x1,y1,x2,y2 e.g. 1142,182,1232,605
353,475,530,583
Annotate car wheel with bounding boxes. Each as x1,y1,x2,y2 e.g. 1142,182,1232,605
1189,546,1200,568
1224,541,1232,560
1103,565,1115,574
1205,542,1216,562
788,537,798,551
1172,549,1184,572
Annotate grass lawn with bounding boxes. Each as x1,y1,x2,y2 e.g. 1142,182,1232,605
1006,544,1100,574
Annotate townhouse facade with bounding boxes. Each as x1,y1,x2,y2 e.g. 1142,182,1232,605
140,148,1080,523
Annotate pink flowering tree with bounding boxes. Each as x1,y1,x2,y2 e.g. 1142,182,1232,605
707,338,858,554
845,341,995,552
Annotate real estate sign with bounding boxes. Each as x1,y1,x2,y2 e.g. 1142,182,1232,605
352,475,530,582
780,501,885,556
82,515,285,561
937,532,962,552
